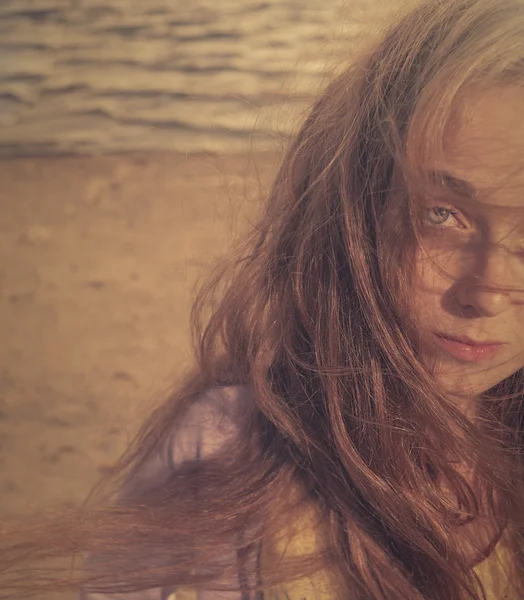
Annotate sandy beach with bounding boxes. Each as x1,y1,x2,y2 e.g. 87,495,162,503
0,150,279,526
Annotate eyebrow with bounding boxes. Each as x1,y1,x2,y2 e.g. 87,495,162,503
427,170,477,196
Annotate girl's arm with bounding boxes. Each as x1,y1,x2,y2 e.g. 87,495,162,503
80,385,254,600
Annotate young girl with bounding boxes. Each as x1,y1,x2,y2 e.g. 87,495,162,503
3,0,524,598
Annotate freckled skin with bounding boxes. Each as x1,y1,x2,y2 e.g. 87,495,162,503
412,88,524,404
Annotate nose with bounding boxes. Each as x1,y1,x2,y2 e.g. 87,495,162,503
455,248,513,318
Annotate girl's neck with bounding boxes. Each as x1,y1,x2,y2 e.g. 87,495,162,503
452,394,479,421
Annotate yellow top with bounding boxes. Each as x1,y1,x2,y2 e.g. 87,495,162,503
264,514,517,600
173,528,515,600
473,542,516,600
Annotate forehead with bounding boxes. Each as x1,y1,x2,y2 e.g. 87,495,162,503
429,87,524,210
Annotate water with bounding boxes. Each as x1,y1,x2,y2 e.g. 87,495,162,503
0,0,390,156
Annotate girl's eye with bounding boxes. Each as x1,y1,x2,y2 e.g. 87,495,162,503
425,206,464,228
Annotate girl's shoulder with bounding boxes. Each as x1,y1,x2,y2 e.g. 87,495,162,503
169,384,253,466
117,385,253,502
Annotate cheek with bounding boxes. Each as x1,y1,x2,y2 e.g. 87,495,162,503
414,243,463,295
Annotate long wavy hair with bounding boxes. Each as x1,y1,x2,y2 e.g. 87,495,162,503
3,0,524,598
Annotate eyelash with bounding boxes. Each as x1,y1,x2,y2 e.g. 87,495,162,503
425,206,466,229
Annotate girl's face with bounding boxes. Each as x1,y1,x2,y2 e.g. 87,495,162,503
412,87,524,400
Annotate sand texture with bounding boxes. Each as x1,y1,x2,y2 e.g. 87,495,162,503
0,151,278,597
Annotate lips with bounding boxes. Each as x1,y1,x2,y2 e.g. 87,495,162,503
433,333,504,363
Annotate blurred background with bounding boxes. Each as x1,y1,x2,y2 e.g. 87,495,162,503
0,1,400,595
0,0,382,155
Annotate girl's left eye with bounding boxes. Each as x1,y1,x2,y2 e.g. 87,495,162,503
425,206,464,228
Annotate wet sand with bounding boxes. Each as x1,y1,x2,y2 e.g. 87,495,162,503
0,150,279,525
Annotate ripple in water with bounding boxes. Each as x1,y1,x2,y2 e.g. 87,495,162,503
0,0,392,156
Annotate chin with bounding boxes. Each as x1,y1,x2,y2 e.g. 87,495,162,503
431,361,491,394
434,364,520,398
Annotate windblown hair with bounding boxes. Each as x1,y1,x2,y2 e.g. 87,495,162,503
3,0,524,598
